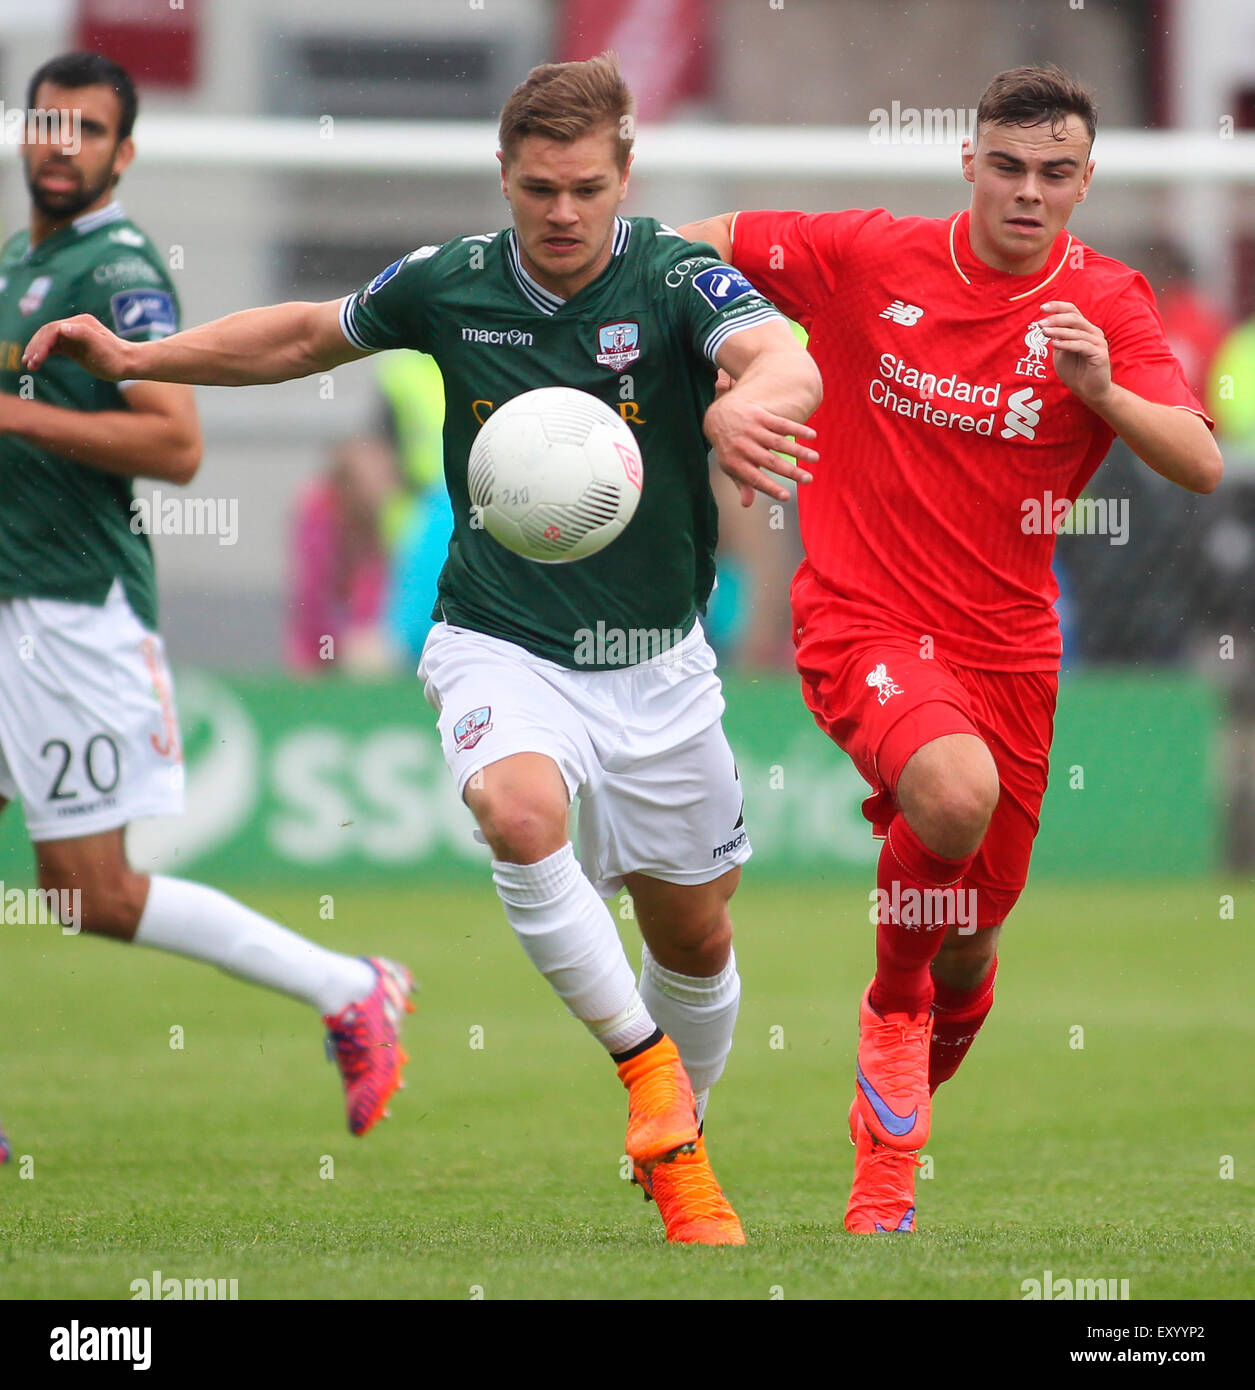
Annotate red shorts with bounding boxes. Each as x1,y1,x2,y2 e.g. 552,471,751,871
791,562,1058,928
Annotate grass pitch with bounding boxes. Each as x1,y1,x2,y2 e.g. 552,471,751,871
1,878,1250,1300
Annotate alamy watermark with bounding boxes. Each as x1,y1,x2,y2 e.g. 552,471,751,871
1021,491,1129,546
869,882,978,932
572,621,685,667
50,1323,150,1370
869,101,978,145
2,102,81,155
0,879,79,933
129,1268,239,1300
1021,1269,1130,1300
130,490,239,546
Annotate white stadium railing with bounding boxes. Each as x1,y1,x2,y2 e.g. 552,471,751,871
131,117,1255,182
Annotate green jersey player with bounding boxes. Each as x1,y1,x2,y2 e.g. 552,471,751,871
0,52,414,1155
26,53,823,1244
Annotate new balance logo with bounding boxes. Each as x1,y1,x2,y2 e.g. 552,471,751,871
879,300,925,325
1000,387,1043,441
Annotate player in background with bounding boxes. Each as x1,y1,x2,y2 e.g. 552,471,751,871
25,54,823,1245
0,53,413,1144
681,64,1221,1233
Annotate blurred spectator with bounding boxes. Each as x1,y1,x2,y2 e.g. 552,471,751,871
1053,243,1228,666
373,351,452,663
286,436,395,674
1209,314,1255,448
286,350,449,674
1140,241,1232,409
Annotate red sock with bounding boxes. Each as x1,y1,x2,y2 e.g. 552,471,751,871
928,955,997,1093
869,814,976,1017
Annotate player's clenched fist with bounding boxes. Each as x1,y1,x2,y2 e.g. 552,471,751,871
23,313,132,380
704,392,818,509
1039,300,1112,407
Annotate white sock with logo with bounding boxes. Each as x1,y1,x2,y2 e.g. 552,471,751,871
492,844,656,1055
640,943,741,1126
133,875,377,1016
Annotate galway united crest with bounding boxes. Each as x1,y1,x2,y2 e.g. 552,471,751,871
596,320,641,370
454,706,493,752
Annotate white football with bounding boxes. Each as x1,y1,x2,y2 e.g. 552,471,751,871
466,386,644,563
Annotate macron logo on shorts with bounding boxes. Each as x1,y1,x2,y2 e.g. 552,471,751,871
865,663,903,706
453,706,492,752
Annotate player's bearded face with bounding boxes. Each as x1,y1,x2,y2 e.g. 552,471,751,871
22,82,132,224
500,128,631,296
963,116,1094,273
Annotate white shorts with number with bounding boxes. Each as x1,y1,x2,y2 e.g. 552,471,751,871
418,620,751,898
0,579,185,841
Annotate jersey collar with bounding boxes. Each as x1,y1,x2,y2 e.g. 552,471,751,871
947,209,1072,302
73,201,125,234
506,216,632,316
23,201,126,263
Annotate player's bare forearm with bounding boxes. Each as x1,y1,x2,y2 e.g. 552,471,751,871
0,389,201,483
678,215,734,261
1091,385,1222,494
726,343,822,428
23,299,367,386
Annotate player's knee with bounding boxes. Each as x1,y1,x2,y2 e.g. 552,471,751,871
473,792,568,864
644,888,735,977
668,910,733,975
910,772,999,858
932,927,998,990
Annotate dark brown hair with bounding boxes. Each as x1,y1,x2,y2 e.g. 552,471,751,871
976,64,1097,146
498,52,634,169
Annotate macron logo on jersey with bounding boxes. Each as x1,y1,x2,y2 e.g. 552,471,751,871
460,327,534,348
110,290,176,340
692,265,756,311
880,300,925,325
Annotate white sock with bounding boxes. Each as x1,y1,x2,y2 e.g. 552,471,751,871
492,844,656,1056
640,943,741,1125
134,875,376,1016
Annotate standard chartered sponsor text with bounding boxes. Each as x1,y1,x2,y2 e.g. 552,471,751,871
869,351,1001,435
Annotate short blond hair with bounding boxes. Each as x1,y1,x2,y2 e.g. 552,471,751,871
498,52,634,169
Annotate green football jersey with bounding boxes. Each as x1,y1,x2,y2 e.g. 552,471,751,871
0,202,180,630
342,216,784,669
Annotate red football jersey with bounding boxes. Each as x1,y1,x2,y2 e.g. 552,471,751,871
732,208,1213,670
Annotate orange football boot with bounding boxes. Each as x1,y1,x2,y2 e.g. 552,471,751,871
854,981,933,1151
634,1133,746,1245
845,1101,921,1234
615,1034,700,1165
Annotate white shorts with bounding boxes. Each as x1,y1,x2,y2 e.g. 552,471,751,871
0,579,185,841
418,620,751,898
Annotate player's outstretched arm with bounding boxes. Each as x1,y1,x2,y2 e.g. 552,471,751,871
23,299,370,386
706,318,822,508
677,215,735,261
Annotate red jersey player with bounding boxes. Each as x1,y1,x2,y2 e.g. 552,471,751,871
682,64,1221,1233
